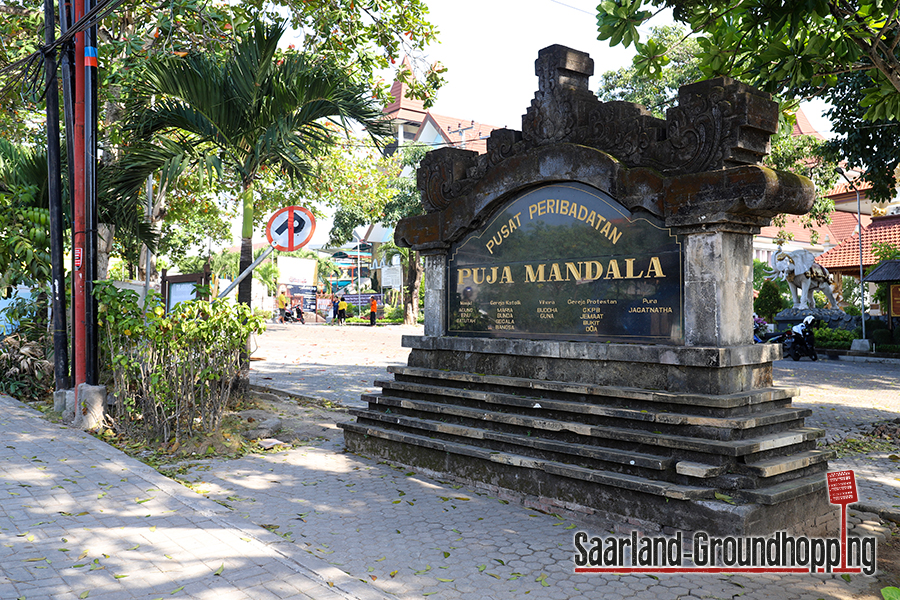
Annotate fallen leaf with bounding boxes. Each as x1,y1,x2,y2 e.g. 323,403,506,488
213,564,224,576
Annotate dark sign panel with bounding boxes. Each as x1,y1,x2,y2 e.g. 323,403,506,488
447,182,684,343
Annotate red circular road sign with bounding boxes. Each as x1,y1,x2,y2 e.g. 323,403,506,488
265,206,316,251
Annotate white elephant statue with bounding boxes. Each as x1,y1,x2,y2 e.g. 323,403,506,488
765,249,840,310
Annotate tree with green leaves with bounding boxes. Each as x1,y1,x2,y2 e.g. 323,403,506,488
754,280,787,322
596,0,900,119
115,21,390,317
596,25,838,243
323,142,428,324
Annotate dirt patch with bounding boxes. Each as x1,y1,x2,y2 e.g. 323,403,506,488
238,389,352,445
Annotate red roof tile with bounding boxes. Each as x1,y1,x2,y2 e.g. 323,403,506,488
757,212,871,245
383,57,427,124
414,112,501,155
792,107,825,140
815,214,900,272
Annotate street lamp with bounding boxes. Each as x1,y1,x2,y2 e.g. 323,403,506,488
835,167,866,341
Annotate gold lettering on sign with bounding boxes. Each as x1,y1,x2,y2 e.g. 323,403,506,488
484,212,522,255
525,199,621,244
461,258,667,287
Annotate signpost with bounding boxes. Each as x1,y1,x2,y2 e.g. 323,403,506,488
266,206,315,252
826,470,858,569
219,207,316,298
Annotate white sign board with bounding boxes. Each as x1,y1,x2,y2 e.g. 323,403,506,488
381,265,403,289
278,256,317,285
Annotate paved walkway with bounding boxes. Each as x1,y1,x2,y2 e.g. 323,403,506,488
1,322,898,599
0,396,392,600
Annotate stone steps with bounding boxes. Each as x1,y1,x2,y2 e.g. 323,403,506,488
358,393,822,458
388,365,797,414
344,363,828,516
341,421,714,501
376,378,811,438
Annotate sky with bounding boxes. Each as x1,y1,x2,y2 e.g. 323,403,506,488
273,0,835,251
413,0,834,136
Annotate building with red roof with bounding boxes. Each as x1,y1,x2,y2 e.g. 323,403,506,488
381,58,501,156
816,214,900,275
753,107,895,267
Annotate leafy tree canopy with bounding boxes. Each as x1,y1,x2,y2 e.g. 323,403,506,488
596,0,900,120
596,25,838,243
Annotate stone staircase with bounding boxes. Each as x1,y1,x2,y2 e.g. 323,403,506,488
341,365,832,532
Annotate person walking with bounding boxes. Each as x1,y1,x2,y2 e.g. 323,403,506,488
337,296,347,325
369,296,378,326
276,289,288,324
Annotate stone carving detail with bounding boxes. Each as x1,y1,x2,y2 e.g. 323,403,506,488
414,44,780,215
416,147,478,213
522,45,594,147
485,129,522,168
584,102,664,167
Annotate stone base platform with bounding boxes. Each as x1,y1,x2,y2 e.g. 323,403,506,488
341,336,834,536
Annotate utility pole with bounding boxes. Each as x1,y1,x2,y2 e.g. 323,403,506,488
59,0,77,383
45,0,69,390
72,0,87,393
84,0,99,384
448,120,475,149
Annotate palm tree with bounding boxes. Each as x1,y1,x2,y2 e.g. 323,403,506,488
115,20,389,313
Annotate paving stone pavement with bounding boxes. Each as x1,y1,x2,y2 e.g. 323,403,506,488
2,322,899,599
0,395,394,600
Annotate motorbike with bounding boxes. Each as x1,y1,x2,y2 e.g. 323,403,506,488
283,306,305,324
770,326,818,361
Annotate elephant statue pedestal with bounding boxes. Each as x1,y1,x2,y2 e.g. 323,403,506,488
774,307,856,332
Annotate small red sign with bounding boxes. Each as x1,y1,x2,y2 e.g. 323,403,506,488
74,247,83,270
826,470,858,505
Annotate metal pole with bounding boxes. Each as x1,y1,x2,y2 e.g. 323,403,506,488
45,0,70,390
837,167,866,341
59,0,77,385
84,0,99,384
218,243,276,298
73,0,86,392
143,176,153,303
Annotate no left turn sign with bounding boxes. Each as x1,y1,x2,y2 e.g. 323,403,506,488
266,206,316,251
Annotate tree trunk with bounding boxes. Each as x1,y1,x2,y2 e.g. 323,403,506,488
235,183,255,394
96,223,115,280
404,250,422,325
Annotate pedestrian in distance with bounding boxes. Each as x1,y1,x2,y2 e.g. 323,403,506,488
369,296,377,326
276,289,288,324
332,296,339,322
337,296,347,326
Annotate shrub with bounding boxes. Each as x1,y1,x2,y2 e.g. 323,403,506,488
873,329,894,347
813,326,858,349
95,282,266,443
754,280,787,322
384,303,404,321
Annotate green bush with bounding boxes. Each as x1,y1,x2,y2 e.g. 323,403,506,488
0,292,53,403
873,329,894,346
754,280,787,322
877,344,900,354
95,282,266,443
384,303,404,321
813,326,858,349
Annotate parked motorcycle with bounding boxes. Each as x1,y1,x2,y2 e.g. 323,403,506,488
771,316,818,361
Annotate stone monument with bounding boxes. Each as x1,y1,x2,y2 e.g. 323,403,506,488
341,45,836,536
